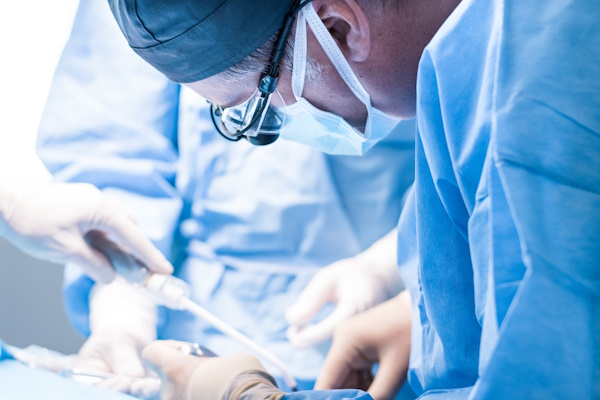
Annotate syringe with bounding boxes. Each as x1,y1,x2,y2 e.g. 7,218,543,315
89,233,298,390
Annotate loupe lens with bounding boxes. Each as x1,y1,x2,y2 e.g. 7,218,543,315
217,89,286,139
247,89,286,136
222,93,263,133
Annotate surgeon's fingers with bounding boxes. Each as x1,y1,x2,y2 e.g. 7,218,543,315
315,324,373,390
74,353,111,375
286,303,355,347
142,340,184,367
92,204,173,275
142,341,208,400
367,355,409,400
142,340,204,377
129,376,162,399
285,270,337,326
97,376,135,392
71,242,116,283
315,353,354,391
96,376,161,400
106,341,146,378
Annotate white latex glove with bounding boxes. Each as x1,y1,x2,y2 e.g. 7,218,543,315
75,277,161,399
0,182,173,283
286,230,403,348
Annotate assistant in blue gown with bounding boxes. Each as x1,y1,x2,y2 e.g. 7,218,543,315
35,0,416,391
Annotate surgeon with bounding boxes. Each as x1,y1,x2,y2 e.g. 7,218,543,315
0,182,172,282
36,0,415,397
102,0,600,399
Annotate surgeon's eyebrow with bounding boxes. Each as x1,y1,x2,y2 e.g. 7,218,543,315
218,91,256,109
193,87,253,109
185,82,246,108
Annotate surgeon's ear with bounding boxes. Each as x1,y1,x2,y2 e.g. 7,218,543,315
313,0,371,62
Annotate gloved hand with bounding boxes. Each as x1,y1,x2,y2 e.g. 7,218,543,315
75,277,160,399
142,340,284,400
0,182,173,282
286,230,403,347
315,292,412,400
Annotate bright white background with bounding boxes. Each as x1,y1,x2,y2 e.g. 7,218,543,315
0,0,85,353
0,0,78,181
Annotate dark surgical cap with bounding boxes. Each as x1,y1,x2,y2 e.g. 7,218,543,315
108,0,296,83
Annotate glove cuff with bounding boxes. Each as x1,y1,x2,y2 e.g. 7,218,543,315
186,353,281,400
227,371,284,400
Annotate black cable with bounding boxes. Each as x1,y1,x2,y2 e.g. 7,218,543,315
212,0,313,142
266,0,313,81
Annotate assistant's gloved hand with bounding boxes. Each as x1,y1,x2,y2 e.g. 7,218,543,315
75,278,160,399
286,230,403,347
143,340,284,400
0,182,173,282
315,292,412,400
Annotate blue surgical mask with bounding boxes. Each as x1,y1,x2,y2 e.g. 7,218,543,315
279,4,402,156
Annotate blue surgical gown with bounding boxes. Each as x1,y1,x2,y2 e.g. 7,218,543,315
289,0,599,398
401,0,599,397
35,0,415,391
0,339,12,361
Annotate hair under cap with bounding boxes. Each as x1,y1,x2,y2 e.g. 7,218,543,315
108,0,296,83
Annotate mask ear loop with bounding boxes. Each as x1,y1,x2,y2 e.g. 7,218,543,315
292,10,308,99
302,5,375,138
303,5,371,107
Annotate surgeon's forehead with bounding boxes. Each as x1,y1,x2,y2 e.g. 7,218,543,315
186,74,258,108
